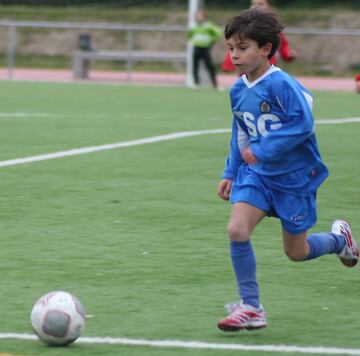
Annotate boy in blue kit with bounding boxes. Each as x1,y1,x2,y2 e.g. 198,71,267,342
217,8,359,332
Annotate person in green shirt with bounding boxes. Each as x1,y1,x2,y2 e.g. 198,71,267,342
188,9,222,89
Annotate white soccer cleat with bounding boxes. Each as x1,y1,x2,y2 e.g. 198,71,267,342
332,220,359,267
217,302,267,332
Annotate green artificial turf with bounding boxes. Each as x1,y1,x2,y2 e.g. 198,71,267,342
0,81,359,355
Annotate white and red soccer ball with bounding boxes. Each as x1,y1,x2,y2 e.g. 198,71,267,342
30,291,85,346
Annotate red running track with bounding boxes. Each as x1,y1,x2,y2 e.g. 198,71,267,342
0,67,356,92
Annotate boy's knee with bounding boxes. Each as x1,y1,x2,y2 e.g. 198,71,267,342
227,222,251,241
284,248,307,262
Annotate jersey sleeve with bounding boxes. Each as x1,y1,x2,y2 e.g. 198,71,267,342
250,78,315,162
222,116,247,179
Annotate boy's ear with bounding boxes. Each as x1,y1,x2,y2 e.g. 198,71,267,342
261,42,273,57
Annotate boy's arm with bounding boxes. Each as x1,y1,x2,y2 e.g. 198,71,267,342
222,118,247,179
251,81,314,162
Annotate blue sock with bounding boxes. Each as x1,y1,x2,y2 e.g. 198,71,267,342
230,240,259,308
306,232,345,260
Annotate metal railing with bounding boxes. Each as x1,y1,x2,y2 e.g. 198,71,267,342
0,20,188,80
286,27,360,36
0,19,360,81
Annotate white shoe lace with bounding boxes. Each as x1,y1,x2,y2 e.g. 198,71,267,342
224,301,243,313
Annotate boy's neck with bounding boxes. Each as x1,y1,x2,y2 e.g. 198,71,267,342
246,62,271,83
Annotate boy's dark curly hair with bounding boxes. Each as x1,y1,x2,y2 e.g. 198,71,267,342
225,8,284,59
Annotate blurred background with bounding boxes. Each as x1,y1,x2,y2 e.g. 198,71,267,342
0,0,359,83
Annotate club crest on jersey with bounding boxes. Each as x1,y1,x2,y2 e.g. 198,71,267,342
260,101,271,113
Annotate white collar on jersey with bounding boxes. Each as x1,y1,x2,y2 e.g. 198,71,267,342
242,65,281,88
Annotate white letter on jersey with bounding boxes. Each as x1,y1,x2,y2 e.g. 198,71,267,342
257,114,282,137
243,112,257,138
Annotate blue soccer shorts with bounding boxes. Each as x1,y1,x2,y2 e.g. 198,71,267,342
230,166,317,234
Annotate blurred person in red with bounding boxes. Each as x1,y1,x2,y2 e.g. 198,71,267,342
355,75,360,94
221,0,296,72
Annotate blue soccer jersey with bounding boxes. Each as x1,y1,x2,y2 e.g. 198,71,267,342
223,65,329,196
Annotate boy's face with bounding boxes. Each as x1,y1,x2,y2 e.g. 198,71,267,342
226,35,271,76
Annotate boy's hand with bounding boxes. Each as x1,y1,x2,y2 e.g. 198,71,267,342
218,179,233,201
241,146,258,164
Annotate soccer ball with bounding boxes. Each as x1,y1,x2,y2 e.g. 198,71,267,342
30,291,85,346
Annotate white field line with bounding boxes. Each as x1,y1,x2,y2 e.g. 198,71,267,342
0,112,141,119
0,333,360,355
317,117,360,124
0,129,229,168
0,117,359,169
0,112,62,118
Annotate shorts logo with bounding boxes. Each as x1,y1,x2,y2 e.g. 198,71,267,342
260,101,271,113
290,215,305,222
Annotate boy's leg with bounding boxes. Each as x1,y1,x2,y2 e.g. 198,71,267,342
218,202,267,331
282,221,358,266
282,229,343,261
282,229,309,261
228,202,266,307
277,190,358,265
